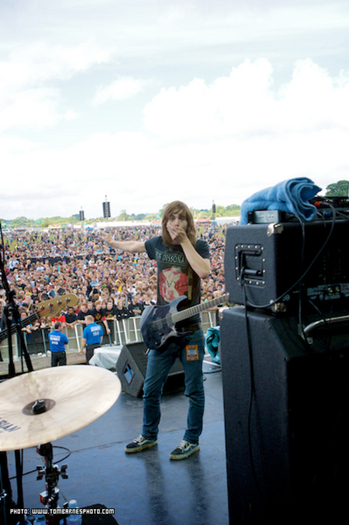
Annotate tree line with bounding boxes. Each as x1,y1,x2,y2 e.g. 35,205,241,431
2,180,348,229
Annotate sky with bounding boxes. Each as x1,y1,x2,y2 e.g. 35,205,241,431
1,0,349,221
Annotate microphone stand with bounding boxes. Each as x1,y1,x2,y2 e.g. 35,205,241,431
0,224,34,525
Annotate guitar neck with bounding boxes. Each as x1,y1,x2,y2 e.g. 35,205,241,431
172,293,230,324
0,294,78,346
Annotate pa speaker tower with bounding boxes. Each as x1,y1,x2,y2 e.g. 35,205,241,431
103,200,111,218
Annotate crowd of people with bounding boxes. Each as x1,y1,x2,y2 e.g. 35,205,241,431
0,224,227,330
1,207,231,463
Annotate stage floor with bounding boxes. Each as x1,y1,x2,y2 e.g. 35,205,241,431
4,356,228,525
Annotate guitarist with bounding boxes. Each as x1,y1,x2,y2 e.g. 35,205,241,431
104,200,210,460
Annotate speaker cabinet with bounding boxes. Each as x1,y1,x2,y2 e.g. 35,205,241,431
224,219,349,313
116,342,185,397
220,306,349,523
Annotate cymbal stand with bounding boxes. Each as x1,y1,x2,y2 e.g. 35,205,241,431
36,443,68,524
1,466,7,525
0,225,34,377
0,224,34,524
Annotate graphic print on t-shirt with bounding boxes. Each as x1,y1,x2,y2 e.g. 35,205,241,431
156,249,188,304
159,266,188,302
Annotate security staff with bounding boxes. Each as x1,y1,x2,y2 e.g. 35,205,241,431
79,315,103,364
49,321,69,367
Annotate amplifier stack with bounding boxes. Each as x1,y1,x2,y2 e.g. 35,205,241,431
221,200,349,523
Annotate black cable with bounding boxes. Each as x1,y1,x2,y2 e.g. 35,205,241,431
307,299,333,353
295,217,311,351
336,210,349,220
242,283,267,511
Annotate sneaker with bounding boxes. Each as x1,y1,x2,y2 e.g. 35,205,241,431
125,435,158,454
169,440,200,460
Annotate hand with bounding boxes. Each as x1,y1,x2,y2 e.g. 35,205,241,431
104,233,112,244
166,223,187,245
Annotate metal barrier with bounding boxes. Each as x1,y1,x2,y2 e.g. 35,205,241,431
0,311,218,359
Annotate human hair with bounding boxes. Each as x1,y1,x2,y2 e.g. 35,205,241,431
161,201,196,248
54,321,62,330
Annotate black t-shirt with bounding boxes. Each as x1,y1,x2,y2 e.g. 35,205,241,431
77,310,88,321
105,306,116,319
115,306,130,321
128,302,144,316
144,236,210,326
91,308,106,322
65,313,77,324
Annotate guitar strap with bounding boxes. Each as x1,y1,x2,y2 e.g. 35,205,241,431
187,268,193,301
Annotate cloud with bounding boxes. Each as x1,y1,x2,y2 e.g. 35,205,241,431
278,59,349,132
2,57,349,219
0,88,77,132
1,41,109,90
143,58,349,139
92,77,149,105
143,59,275,139
0,41,109,130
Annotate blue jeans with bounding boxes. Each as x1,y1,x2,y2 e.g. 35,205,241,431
142,329,205,444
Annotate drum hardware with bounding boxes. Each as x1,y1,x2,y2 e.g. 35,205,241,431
0,366,121,524
35,443,68,524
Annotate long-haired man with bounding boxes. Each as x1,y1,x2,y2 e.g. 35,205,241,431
104,201,210,460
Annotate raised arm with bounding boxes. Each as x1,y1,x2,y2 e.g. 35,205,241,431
103,233,146,253
180,237,211,279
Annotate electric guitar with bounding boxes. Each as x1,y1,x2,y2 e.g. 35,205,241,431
0,294,78,345
140,293,229,352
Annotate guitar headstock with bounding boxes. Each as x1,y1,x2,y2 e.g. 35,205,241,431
36,294,79,318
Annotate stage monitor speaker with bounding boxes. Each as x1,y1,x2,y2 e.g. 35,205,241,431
220,306,349,524
116,342,185,397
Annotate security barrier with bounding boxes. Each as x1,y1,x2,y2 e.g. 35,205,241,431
0,311,218,360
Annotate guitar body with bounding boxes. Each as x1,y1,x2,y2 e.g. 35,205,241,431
140,292,229,353
140,296,189,352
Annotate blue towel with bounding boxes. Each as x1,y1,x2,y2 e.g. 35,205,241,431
240,177,322,225
205,327,221,365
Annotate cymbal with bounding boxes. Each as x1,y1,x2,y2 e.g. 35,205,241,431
0,366,121,451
